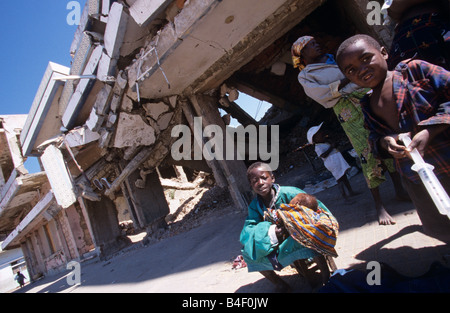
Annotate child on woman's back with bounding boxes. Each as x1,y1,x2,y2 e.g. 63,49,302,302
292,35,409,225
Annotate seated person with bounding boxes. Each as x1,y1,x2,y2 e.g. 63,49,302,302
239,162,335,291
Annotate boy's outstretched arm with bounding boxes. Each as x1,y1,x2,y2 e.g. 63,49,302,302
409,124,450,157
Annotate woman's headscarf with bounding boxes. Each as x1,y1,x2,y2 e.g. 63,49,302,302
291,35,314,71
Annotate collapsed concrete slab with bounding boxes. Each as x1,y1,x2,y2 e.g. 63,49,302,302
113,112,156,148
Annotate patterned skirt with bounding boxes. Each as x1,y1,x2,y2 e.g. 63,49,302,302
333,89,395,189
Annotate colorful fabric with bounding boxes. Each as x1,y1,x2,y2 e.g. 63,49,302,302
388,12,450,70
232,255,247,270
361,59,450,184
291,36,314,71
240,186,328,272
334,90,396,188
277,204,339,258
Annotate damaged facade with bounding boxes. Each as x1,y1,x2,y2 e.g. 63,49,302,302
1,0,391,280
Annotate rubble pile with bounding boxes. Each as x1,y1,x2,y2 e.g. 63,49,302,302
141,184,236,245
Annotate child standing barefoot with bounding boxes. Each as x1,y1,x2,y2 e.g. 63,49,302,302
336,34,450,243
292,35,409,225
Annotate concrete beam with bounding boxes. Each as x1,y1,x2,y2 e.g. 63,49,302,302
70,3,90,57
41,145,77,209
0,115,27,175
188,0,326,94
126,0,218,100
1,191,54,250
128,0,173,27
62,45,103,129
86,84,113,132
0,170,47,222
20,63,69,157
97,2,129,80
126,0,319,100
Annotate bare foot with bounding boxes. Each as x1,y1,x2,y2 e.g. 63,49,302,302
377,206,396,225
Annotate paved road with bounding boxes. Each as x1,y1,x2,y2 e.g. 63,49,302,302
10,171,450,294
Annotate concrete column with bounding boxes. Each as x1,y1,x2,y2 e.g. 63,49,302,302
189,94,253,210
80,195,129,257
124,168,170,230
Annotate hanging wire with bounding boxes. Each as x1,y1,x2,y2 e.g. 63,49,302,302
255,100,263,119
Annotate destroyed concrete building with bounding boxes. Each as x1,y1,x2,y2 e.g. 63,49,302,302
1,0,392,279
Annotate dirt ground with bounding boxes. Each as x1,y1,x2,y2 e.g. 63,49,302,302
10,161,450,294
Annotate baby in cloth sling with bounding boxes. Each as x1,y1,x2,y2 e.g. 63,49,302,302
264,193,339,269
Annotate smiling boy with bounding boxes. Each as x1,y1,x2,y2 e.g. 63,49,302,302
292,35,410,225
336,34,450,242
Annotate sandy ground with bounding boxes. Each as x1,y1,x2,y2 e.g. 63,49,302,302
9,166,450,294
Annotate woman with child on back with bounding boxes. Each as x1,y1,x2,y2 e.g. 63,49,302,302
291,35,410,225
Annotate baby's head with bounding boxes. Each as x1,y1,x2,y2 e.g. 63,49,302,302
336,34,389,88
289,193,319,211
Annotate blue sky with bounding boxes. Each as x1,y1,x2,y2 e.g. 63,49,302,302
0,1,87,172
0,1,87,115
0,1,270,173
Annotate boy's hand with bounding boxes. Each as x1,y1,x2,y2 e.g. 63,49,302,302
381,135,407,159
408,125,449,157
408,130,430,157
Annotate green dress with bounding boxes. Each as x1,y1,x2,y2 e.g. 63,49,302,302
298,61,396,190
239,185,332,272
334,89,395,189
